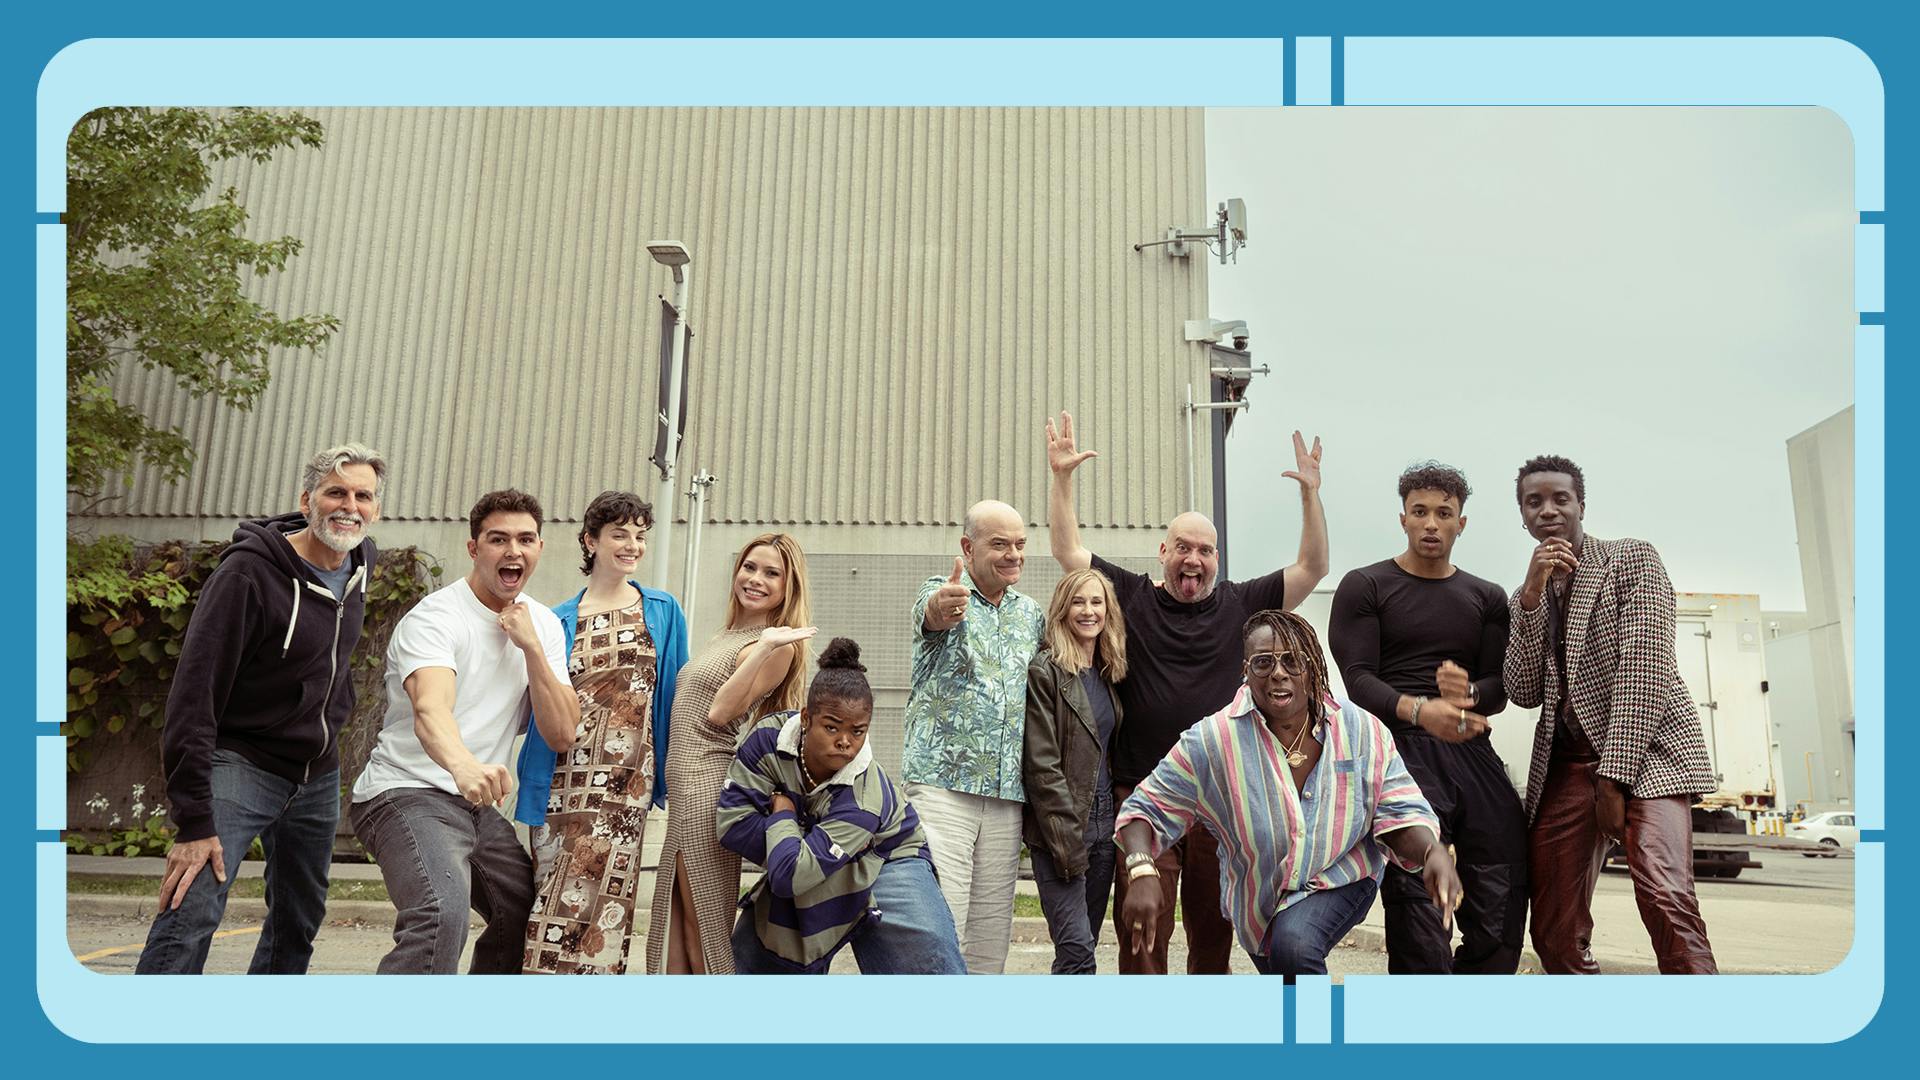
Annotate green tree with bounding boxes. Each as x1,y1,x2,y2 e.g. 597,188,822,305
66,107,338,506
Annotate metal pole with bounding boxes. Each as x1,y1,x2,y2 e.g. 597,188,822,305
653,271,690,592
682,470,714,615
1183,383,1196,511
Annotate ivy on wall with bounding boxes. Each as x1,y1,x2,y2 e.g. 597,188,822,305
64,535,442,772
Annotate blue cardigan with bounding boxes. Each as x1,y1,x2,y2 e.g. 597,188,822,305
513,582,689,824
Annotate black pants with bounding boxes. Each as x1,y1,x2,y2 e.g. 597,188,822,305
1381,732,1529,974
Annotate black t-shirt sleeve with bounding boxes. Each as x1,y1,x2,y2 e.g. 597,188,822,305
1090,553,1152,602
1472,578,1511,716
1327,569,1401,722
1238,566,1292,615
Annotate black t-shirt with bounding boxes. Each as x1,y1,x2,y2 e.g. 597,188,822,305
1091,553,1289,787
1326,558,1510,736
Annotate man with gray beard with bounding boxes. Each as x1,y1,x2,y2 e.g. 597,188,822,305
137,444,385,974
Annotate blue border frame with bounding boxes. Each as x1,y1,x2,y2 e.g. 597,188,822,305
6,1,1904,1070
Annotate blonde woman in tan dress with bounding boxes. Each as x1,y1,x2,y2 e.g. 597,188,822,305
646,533,813,974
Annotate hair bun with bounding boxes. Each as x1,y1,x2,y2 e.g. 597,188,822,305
816,637,866,673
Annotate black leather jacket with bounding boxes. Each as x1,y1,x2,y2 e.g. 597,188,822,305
1021,648,1124,877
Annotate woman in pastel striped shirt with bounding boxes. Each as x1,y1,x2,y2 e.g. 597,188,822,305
716,638,965,974
1115,609,1461,980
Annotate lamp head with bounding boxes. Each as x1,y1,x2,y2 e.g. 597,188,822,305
647,242,690,266
647,240,691,282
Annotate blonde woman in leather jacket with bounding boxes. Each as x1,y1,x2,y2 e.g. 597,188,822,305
1020,567,1128,974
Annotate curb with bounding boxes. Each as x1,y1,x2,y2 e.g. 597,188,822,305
69,893,420,925
64,896,1683,975
74,895,1073,939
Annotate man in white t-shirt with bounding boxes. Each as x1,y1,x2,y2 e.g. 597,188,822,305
349,489,582,974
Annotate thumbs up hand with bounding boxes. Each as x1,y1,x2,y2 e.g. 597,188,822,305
925,556,972,633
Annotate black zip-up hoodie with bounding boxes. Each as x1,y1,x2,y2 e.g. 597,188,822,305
161,512,375,842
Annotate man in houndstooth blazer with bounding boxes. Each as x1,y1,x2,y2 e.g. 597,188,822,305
1503,454,1718,974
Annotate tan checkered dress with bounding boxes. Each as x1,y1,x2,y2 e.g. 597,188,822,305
644,625,765,974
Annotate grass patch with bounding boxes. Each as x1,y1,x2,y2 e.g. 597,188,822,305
1013,892,1182,921
68,874,391,903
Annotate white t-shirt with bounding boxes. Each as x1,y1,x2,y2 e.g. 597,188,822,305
352,577,570,802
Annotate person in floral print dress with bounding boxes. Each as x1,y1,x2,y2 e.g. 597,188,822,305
516,491,689,975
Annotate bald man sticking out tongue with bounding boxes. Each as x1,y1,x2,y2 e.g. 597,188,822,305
1046,413,1329,975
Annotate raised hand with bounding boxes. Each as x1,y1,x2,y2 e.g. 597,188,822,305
1046,411,1098,476
1281,430,1323,492
498,600,542,651
1520,538,1579,607
758,624,819,650
1435,660,1476,709
925,557,972,632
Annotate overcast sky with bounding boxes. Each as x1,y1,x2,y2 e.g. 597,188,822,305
1206,107,1855,611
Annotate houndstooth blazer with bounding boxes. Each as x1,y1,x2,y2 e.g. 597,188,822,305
1504,534,1715,823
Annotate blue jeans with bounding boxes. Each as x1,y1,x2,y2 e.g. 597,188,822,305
1030,787,1117,974
1250,876,1380,981
136,749,339,974
349,786,535,974
731,855,966,974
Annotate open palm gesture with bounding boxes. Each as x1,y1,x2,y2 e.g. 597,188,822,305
1282,430,1323,492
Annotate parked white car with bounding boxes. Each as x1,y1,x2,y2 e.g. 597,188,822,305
1791,812,1859,857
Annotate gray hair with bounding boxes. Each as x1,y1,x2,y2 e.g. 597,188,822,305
301,443,388,499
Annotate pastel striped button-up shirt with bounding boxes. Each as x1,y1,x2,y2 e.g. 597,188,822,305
1115,684,1440,957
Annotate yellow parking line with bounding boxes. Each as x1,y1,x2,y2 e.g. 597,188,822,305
76,925,262,964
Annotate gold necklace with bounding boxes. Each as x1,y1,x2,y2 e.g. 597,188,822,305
1280,716,1313,768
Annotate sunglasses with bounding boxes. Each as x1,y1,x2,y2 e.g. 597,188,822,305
1246,651,1307,678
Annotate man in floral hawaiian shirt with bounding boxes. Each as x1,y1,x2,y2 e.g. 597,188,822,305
902,499,1045,974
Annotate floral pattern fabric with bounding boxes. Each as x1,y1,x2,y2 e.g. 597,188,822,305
901,575,1044,801
522,601,656,975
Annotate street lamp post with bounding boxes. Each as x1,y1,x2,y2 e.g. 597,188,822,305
647,240,691,593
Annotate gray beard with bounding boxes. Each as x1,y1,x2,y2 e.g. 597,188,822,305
309,512,363,555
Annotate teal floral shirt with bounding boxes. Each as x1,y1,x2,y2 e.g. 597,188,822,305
901,574,1045,802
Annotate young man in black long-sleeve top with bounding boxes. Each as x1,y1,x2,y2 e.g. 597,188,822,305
1328,462,1529,974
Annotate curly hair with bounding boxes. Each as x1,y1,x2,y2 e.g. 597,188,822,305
807,637,873,712
1240,609,1332,713
1397,460,1471,508
1514,454,1586,505
577,490,653,575
468,489,544,539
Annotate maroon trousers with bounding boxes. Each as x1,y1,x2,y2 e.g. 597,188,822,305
1111,784,1235,974
1528,755,1718,974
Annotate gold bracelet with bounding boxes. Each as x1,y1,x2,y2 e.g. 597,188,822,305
1127,862,1162,882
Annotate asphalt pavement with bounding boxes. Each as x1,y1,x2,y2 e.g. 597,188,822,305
65,847,1853,976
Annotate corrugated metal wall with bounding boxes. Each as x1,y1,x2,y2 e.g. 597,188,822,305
96,107,1211,528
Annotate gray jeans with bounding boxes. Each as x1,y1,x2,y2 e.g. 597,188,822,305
349,787,535,974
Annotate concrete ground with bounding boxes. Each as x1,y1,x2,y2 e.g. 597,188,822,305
66,842,1853,976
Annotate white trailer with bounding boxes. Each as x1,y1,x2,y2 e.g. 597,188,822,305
1672,593,1778,877
1673,593,1778,813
